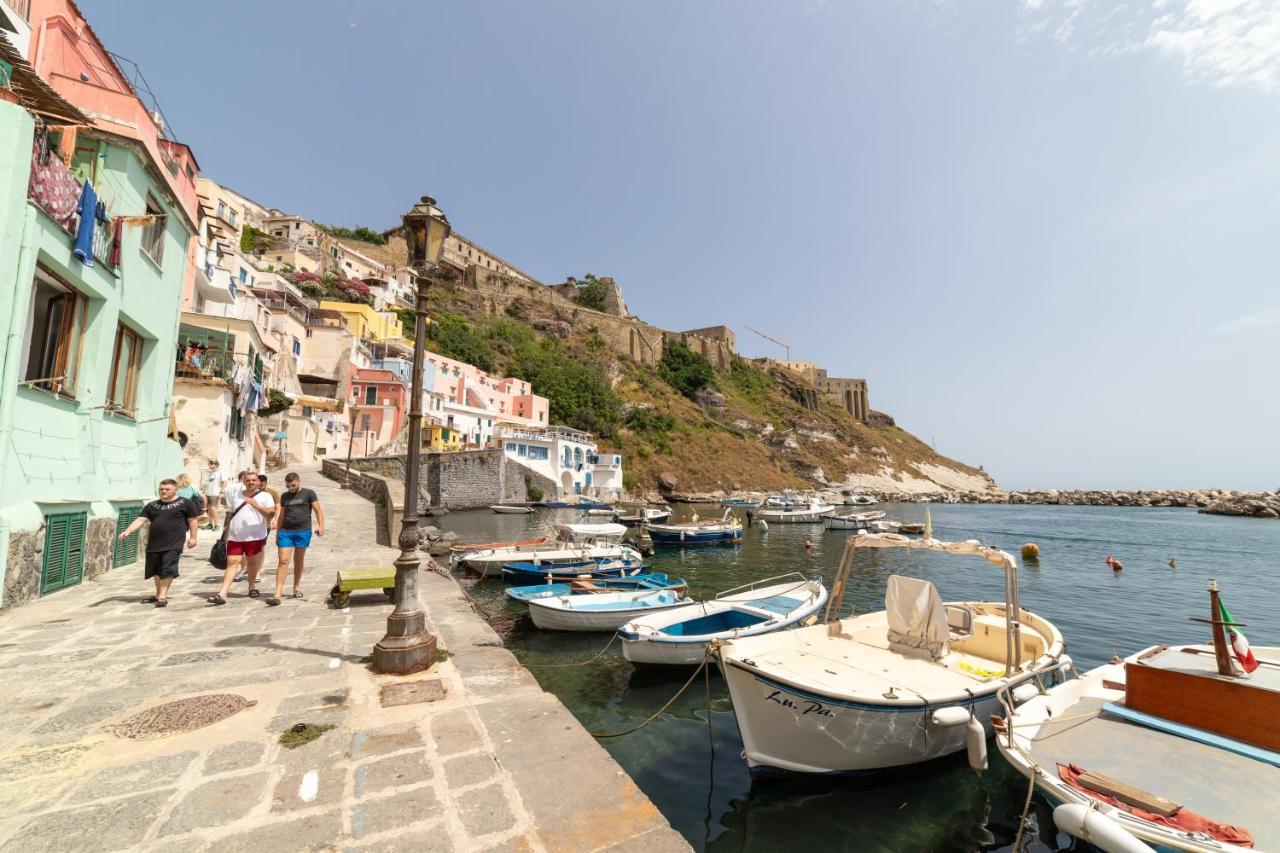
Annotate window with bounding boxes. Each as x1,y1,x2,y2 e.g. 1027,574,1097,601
365,386,377,405
41,511,86,594
506,442,516,452
22,266,89,398
106,325,143,416
142,195,165,264
228,405,245,441
217,201,226,220
229,211,238,226
517,444,527,457
238,267,247,283
527,446,548,460
292,337,301,356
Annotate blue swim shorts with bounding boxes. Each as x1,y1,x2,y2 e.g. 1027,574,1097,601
276,528,313,549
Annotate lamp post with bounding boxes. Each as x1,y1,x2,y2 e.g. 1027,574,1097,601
372,195,450,675
342,405,361,489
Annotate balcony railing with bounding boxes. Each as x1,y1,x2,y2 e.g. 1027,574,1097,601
174,347,238,383
28,137,120,272
7,0,31,22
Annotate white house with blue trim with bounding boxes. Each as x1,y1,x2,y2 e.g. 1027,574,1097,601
498,425,624,500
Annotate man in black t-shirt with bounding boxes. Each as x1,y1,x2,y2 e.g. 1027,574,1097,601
267,471,325,606
117,478,199,607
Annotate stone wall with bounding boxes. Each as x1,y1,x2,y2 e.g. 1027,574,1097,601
2,513,142,610
814,370,869,422
325,450,557,512
320,459,405,545
463,266,735,370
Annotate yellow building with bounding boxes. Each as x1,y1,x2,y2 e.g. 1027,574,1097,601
319,301,404,342
424,425,462,452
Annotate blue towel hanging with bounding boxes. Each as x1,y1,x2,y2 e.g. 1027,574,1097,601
72,180,97,267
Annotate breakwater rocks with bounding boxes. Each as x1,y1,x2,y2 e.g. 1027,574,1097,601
659,487,1280,520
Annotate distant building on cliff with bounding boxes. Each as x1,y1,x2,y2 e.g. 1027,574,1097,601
768,360,870,423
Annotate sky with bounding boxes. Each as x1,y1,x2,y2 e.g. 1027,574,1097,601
84,0,1280,490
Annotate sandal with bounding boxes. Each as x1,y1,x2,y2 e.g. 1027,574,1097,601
141,596,159,604
292,590,304,599
248,588,260,598
265,597,281,606
207,594,227,606
155,598,168,608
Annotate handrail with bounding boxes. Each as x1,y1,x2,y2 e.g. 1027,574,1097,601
714,572,811,600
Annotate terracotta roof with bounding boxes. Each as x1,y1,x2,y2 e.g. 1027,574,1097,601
0,37,89,124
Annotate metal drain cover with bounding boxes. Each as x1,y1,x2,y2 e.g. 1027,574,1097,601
381,679,447,707
111,694,256,740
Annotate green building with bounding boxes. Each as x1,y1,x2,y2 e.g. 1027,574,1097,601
0,22,199,607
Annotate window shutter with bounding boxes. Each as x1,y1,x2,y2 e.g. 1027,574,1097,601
41,512,87,593
113,505,142,567
65,513,86,586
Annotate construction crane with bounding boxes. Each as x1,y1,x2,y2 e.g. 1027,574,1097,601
744,325,793,361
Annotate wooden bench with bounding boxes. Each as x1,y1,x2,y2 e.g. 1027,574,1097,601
327,567,396,608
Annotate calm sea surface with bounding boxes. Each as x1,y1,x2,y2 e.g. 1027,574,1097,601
441,503,1280,852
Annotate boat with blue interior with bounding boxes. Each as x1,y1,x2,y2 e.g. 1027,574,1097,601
527,587,693,632
505,572,688,605
619,574,828,666
501,558,647,585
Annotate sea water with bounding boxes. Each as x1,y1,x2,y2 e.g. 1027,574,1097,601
445,503,1280,852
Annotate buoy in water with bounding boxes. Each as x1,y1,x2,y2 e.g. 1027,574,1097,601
1021,543,1040,561
1106,555,1123,572
1168,558,1177,569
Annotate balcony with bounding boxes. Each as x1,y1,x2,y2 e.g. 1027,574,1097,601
174,346,238,384
27,137,119,273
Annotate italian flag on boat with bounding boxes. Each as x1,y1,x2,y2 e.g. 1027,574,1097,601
1218,599,1258,674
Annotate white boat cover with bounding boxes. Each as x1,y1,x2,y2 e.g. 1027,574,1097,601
853,533,1016,572
884,575,949,660
556,522,627,539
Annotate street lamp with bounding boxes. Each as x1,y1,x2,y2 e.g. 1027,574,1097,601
372,196,451,675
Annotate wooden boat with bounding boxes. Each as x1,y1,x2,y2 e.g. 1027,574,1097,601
555,521,627,543
490,505,533,514
619,574,828,666
822,509,886,530
754,501,835,523
997,581,1277,853
500,558,646,585
717,534,1066,774
648,512,743,547
899,522,925,534
613,506,672,527
453,542,643,577
505,573,688,605
585,508,615,516
449,535,549,554
527,587,693,631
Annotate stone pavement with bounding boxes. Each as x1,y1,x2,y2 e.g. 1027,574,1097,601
0,465,688,853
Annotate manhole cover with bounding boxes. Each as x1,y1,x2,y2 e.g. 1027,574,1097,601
111,694,256,740
380,679,448,708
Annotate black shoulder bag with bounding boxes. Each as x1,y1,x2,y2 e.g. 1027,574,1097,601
209,500,250,570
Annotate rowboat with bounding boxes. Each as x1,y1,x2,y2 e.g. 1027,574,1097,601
822,509,886,530
556,522,627,543
997,582,1277,853
647,512,743,547
527,587,693,631
844,494,877,506
754,501,834,523
500,559,647,585
490,505,533,514
613,506,672,527
505,573,688,605
899,522,925,534
449,535,549,554
453,542,643,578
721,498,762,508
717,534,1066,774
619,574,828,666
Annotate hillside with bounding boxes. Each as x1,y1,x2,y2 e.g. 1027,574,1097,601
397,270,993,497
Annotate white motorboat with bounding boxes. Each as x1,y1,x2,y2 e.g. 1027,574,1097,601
555,522,627,544
585,508,615,517
822,509,886,530
845,494,877,506
526,587,692,632
717,533,1066,774
454,542,643,578
997,582,1277,853
754,501,834,523
614,506,672,527
490,505,533,514
618,574,828,666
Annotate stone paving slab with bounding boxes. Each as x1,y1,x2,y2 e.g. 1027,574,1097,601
0,464,687,852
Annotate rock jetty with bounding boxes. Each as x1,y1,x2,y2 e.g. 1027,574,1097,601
655,485,1280,520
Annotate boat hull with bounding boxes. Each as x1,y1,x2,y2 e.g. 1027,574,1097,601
527,597,691,632
648,526,743,546
721,663,1013,773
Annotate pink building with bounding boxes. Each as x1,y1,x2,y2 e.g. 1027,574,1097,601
423,349,549,447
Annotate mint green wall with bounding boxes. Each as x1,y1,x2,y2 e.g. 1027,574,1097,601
0,101,189,603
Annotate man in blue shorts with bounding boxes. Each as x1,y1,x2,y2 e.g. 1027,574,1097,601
267,472,324,605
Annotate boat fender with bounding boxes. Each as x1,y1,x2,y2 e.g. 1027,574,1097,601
759,520,769,533
1011,682,1041,705
1057,654,1074,676
1052,804,1154,853
931,707,969,728
965,715,987,772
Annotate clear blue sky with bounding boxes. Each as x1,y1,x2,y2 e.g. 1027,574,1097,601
85,0,1280,490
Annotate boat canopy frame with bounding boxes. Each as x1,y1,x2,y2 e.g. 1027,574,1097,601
823,533,1023,675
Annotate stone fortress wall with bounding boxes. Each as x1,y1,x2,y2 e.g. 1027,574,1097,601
767,360,869,423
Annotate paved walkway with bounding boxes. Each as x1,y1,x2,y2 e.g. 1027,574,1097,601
0,465,687,853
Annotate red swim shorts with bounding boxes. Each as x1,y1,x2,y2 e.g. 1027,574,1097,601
227,538,266,557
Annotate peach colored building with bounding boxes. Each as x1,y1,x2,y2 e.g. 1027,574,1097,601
423,349,549,448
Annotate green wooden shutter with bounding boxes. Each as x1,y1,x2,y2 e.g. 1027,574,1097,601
41,512,87,594
113,504,143,567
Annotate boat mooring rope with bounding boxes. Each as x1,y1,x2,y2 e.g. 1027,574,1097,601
1012,766,1038,852
591,645,718,739
520,632,621,669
